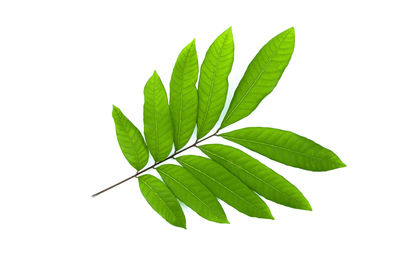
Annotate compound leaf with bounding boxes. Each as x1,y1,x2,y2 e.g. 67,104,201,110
197,27,234,139
143,71,173,161
176,155,273,219
156,164,228,224
112,105,148,170
221,127,346,171
169,39,199,150
199,144,312,211
221,27,295,129
138,174,186,229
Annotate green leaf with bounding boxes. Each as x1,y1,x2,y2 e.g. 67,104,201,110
143,71,173,161
112,105,148,170
220,127,346,171
199,144,312,211
220,27,295,129
169,39,199,150
138,174,186,229
156,164,228,223
176,155,273,219
197,27,234,139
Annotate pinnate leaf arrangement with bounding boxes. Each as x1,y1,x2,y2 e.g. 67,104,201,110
93,27,346,229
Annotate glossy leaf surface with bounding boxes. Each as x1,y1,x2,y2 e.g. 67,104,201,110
112,105,148,170
221,27,295,129
169,39,199,150
197,27,234,139
143,71,173,161
221,127,346,171
199,144,312,210
156,164,228,223
176,155,273,219
138,174,186,228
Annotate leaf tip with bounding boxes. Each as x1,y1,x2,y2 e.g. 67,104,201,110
303,203,312,211
177,223,187,229
218,217,230,224
112,104,120,114
333,155,347,169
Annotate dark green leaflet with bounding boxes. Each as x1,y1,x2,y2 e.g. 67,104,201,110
156,164,228,223
176,155,273,219
221,27,295,129
143,71,173,161
197,27,234,139
112,105,148,170
138,174,186,228
220,127,346,171
169,39,199,150
199,144,312,210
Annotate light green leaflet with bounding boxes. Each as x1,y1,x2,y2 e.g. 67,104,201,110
112,105,148,170
138,174,186,229
199,144,312,210
197,27,234,139
220,127,346,171
99,28,346,228
176,155,273,219
221,27,295,129
143,71,173,161
169,39,199,150
156,164,228,223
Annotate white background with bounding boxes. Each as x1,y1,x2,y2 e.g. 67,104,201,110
1,0,399,266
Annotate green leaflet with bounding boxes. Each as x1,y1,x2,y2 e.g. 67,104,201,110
221,27,295,129
197,27,234,139
143,71,173,161
112,105,148,170
138,174,186,229
156,164,228,224
220,127,346,171
176,155,273,219
169,39,199,150
97,28,347,228
199,144,312,211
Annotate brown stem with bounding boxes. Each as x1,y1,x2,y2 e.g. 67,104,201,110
91,130,219,197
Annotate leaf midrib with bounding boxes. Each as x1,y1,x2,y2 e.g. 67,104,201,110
175,43,193,149
223,30,291,126
158,169,219,218
223,135,330,162
179,160,261,209
141,179,178,222
151,77,159,158
115,111,141,166
201,147,294,200
198,33,230,135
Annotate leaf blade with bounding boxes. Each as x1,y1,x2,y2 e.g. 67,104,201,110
176,155,273,219
220,127,346,171
169,39,199,150
138,174,186,229
221,27,295,129
143,71,173,161
156,164,228,223
197,27,234,139
112,105,148,170
199,144,312,211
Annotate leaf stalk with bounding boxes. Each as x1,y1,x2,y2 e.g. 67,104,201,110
92,130,219,197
